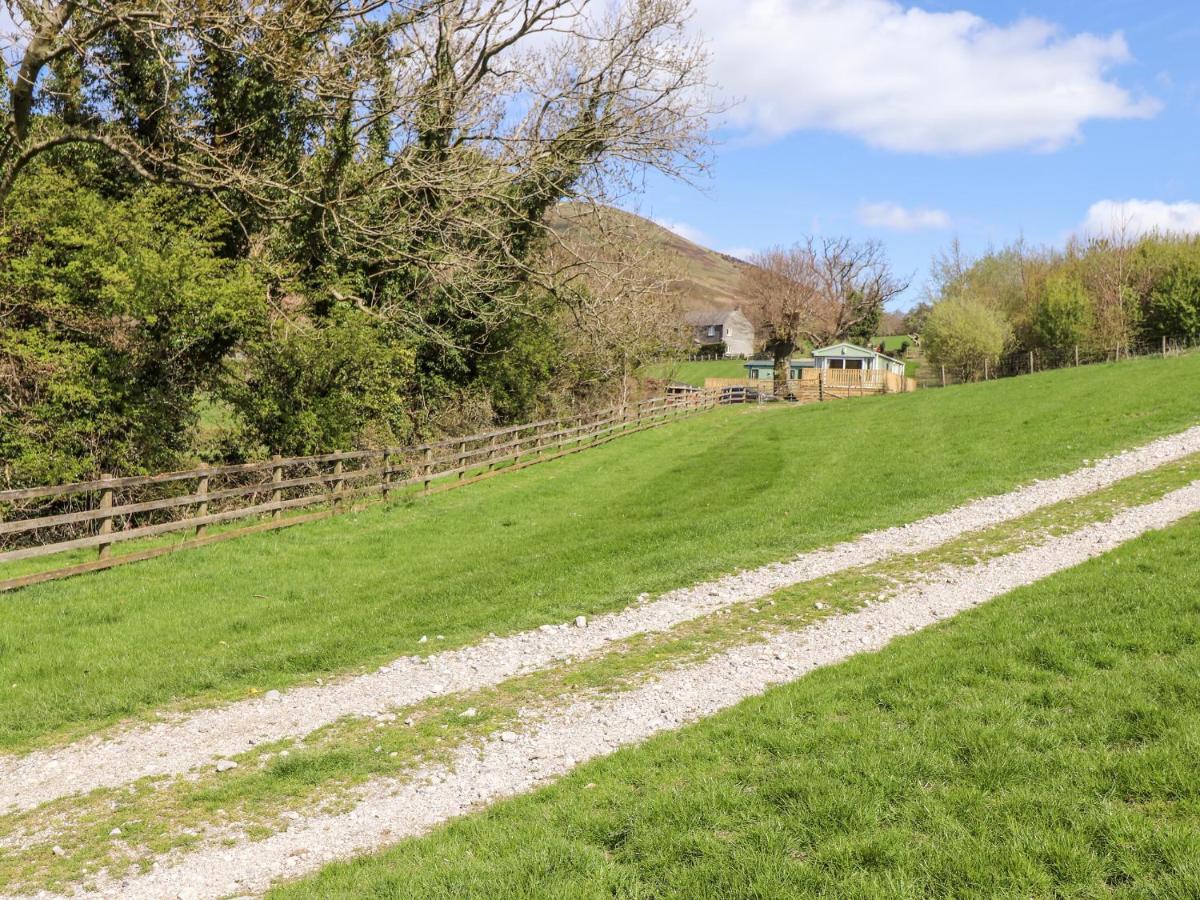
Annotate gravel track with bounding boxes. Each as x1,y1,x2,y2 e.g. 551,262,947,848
37,478,1200,900
3,426,1200,818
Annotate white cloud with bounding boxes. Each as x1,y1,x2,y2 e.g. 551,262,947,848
1081,200,1200,237
858,202,951,231
653,218,712,246
694,0,1159,154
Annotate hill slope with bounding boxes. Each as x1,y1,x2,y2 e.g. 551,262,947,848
549,204,753,313
7,352,1200,750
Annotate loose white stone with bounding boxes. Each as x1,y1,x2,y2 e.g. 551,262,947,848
499,731,519,743
265,690,282,702
215,759,238,773
574,616,588,628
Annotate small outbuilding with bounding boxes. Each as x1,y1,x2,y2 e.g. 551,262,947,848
811,342,906,377
743,358,815,381
743,343,905,382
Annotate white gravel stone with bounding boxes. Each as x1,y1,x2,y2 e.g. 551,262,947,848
499,731,519,743
4,425,1200,818
574,616,588,628
265,690,282,702
215,760,238,773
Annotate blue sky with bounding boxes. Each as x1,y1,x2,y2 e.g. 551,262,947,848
637,0,1200,308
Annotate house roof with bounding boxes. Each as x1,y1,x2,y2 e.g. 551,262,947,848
683,308,744,327
812,342,903,366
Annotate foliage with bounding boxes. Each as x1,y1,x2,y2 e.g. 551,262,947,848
928,233,1200,358
0,2,714,484
0,164,265,485
1138,240,1200,340
224,311,416,456
1033,270,1091,353
923,296,1011,380
901,301,932,335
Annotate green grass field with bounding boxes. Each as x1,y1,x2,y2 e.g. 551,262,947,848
643,358,751,386
272,513,1200,899
875,334,912,352
4,354,1200,752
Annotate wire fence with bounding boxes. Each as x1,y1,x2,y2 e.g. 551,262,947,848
921,334,1200,387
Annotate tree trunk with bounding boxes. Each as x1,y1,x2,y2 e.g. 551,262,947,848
773,347,790,398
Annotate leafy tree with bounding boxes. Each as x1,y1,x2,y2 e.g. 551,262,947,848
1139,241,1200,340
902,302,933,336
923,297,1011,381
0,164,264,485
224,311,416,457
1033,271,1091,354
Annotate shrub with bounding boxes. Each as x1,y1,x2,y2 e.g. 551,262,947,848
924,297,1012,381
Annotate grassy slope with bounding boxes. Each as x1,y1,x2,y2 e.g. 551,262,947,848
643,359,751,385
4,354,1200,750
273,514,1200,900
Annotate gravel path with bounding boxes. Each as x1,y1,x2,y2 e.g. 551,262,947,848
3,425,1200,818
42,478,1200,900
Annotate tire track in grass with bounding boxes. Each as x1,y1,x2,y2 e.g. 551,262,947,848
3,425,1200,816
42,480,1200,900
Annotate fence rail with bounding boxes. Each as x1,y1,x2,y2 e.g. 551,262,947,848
703,369,916,400
0,392,719,592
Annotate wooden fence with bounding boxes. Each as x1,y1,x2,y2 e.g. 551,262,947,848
704,369,915,400
0,393,718,592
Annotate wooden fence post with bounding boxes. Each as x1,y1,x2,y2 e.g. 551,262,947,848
1074,345,1079,367
457,441,467,481
196,466,209,537
333,458,344,512
272,454,283,522
423,447,433,492
1028,350,1034,374
983,358,988,381
381,450,392,501
1163,335,1169,357
97,474,113,560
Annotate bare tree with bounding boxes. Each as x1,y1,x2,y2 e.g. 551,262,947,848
743,237,907,395
0,1,714,343
549,202,687,407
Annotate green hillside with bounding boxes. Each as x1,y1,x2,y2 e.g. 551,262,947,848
550,203,752,312
4,352,1200,751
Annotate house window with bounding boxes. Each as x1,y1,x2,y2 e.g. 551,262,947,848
707,325,717,337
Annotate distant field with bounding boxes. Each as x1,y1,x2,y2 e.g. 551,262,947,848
277,513,1200,898
6,353,1200,751
875,334,912,352
643,358,750,386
